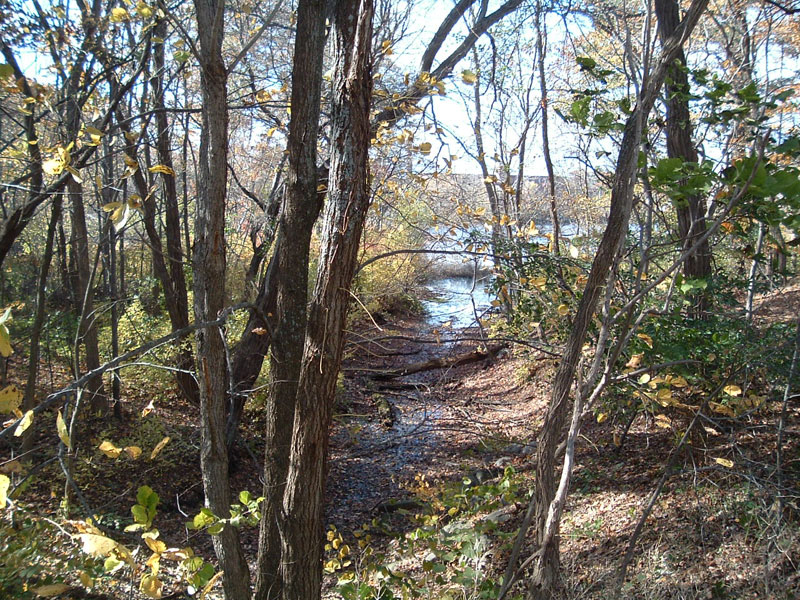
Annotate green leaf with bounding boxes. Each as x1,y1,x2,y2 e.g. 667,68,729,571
132,504,149,524
576,56,596,71
0,63,14,80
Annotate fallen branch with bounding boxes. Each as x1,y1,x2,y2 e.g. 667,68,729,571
369,343,508,380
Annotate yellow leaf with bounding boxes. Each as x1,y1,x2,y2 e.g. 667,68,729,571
148,164,175,176
612,432,622,447
671,376,688,388
136,0,153,18
418,142,432,155
557,304,569,316
98,440,122,459
714,457,734,468
124,446,142,460
654,414,672,428
14,410,33,436
140,574,163,599
709,401,735,417
110,7,130,22
79,533,118,557
199,570,224,600
638,373,651,384
42,158,64,176
79,571,94,588
656,388,672,405
596,412,608,424
0,385,22,413
102,202,123,213
150,436,171,460
568,244,579,259
637,333,653,348
461,69,477,85
145,537,166,554
381,39,393,55
123,154,139,168
255,89,272,102
66,165,82,184
723,384,742,397
484,175,498,183
251,327,267,336
0,473,9,509
56,410,70,449
32,583,72,597
127,195,143,211
530,276,547,290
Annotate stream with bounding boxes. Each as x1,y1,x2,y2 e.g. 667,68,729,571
421,275,495,328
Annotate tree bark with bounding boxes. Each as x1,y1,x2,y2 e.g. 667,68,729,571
655,0,712,316
192,0,250,597
526,1,709,596
278,3,375,600
253,1,329,597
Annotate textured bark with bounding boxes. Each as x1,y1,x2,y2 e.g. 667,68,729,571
278,3,374,599
69,180,107,415
22,200,61,452
527,1,709,596
152,18,197,405
655,0,712,315
192,0,250,597
252,2,328,597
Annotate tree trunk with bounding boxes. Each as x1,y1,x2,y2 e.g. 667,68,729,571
527,1,709,596
192,0,250,598
655,0,712,317
278,3,375,600
534,0,561,258
69,179,107,415
253,1,329,597
152,17,198,404
21,199,61,452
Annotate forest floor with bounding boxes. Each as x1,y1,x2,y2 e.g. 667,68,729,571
2,280,799,599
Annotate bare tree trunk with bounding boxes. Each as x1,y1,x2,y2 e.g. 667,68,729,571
253,1,328,597
69,180,107,415
527,1,709,596
278,3,374,600
192,0,250,597
534,0,561,258
152,17,198,405
655,0,712,316
21,199,61,452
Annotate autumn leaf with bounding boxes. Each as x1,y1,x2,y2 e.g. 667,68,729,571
98,440,122,459
626,353,643,369
723,384,742,396
149,164,175,176
637,333,654,348
78,533,118,557
556,304,570,316
124,446,142,460
110,7,130,22
596,412,608,424
199,571,224,600
418,142,432,155
31,583,73,597
714,457,734,468
14,410,33,436
0,474,9,509
57,410,70,449
0,385,22,413
150,436,171,460
461,69,477,85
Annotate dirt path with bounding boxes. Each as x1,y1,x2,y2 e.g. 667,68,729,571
324,317,550,534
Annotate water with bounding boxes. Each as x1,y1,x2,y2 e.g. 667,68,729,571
421,276,495,329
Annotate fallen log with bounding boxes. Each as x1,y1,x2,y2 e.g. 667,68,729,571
371,343,508,380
